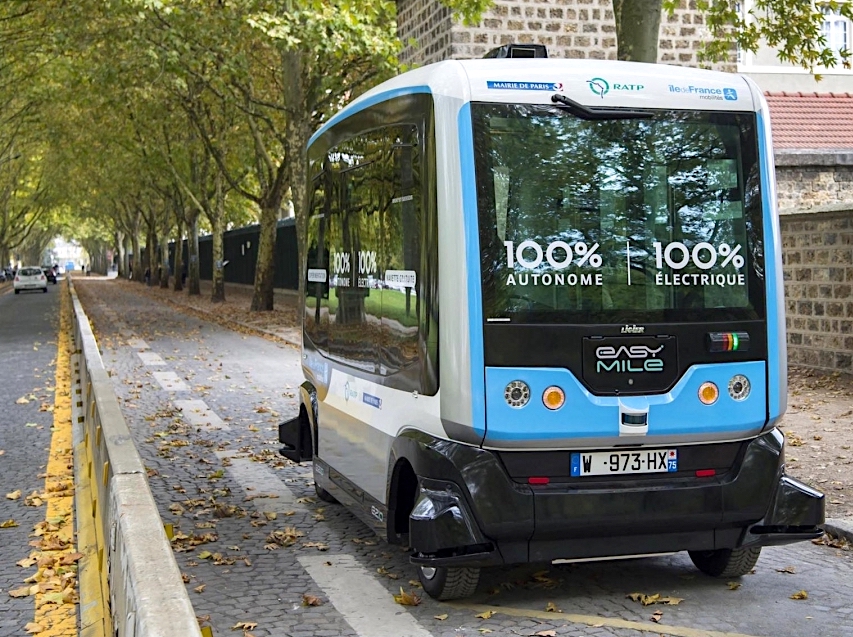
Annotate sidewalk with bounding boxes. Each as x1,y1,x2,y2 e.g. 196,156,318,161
111,277,301,346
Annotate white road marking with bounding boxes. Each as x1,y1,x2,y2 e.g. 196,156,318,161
137,351,166,366
127,338,148,349
299,554,432,637
174,399,230,430
214,450,300,511
152,371,189,392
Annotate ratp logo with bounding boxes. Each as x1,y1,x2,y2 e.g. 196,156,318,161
587,77,609,98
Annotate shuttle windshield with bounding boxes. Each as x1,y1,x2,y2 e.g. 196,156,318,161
472,103,766,324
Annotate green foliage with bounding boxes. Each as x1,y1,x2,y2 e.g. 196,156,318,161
662,0,853,73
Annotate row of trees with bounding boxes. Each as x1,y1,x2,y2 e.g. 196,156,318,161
0,0,848,308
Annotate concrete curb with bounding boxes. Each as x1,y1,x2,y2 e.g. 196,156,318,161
823,518,853,544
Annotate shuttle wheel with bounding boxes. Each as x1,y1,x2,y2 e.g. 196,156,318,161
688,547,761,578
417,565,480,600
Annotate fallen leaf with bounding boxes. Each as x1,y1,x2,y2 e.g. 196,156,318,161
302,593,323,606
660,596,683,605
195,585,206,593
434,614,448,620
16,397,30,404
24,623,44,634
231,622,258,630
651,609,664,623
776,566,797,574
727,582,741,590
475,610,495,619
627,592,661,605
790,590,809,600
535,631,557,637
263,512,277,521
6,490,21,500
0,519,19,528
393,587,421,606
545,601,561,612
9,585,34,598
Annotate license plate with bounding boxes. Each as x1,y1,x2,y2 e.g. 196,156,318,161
571,449,677,477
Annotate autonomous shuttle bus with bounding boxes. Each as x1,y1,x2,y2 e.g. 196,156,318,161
280,46,825,600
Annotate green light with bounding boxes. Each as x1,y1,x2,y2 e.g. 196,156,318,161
732,333,739,351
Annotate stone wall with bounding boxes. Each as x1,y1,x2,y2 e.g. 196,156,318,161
776,152,853,213
397,0,732,70
781,207,853,372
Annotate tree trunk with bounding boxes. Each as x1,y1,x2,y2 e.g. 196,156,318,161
210,173,226,303
145,225,156,286
251,200,279,311
131,233,141,283
173,220,184,292
187,213,201,295
114,231,125,278
613,0,662,63
159,234,170,288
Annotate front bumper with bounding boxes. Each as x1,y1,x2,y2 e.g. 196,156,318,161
407,428,824,568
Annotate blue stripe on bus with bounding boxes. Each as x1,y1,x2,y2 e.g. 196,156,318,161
307,86,433,149
458,103,487,438
483,362,767,441
756,112,783,424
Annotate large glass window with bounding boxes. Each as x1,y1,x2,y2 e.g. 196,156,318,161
473,103,766,324
304,125,422,379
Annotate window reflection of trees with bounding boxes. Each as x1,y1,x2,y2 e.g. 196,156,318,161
475,105,764,321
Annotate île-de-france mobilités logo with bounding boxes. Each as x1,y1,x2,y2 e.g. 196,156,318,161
587,77,609,98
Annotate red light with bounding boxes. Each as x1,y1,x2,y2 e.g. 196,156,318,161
695,469,716,477
528,477,550,485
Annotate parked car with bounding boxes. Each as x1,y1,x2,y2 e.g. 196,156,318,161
42,266,57,284
14,266,48,294
0,270,5,283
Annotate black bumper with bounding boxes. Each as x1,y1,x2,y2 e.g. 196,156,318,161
405,428,824,568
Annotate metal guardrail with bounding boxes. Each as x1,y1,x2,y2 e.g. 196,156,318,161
69,280,202,637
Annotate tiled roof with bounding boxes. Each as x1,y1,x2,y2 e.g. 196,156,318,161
764,92,853,151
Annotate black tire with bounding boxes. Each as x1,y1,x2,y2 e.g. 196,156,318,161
42,287,47,293
14,289,19,294
689,546,761,578
315,482,337,503
417,565,480,600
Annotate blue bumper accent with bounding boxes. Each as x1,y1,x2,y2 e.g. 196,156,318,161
485,361,767,442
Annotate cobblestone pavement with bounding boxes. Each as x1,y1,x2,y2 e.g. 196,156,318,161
0,283,66,636
74,278,853,637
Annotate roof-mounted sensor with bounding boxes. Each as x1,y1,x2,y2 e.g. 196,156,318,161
483,44,548,59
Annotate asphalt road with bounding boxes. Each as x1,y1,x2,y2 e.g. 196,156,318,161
0,281,62,635
71,278,853,637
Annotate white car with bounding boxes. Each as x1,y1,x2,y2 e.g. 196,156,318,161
14,266,48,294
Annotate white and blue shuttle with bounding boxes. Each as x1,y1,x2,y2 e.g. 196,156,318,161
280,45,824,600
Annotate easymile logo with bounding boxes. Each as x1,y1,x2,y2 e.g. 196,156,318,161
596,344,664,373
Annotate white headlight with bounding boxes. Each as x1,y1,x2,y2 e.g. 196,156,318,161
728,375,750,401
504,380,530,408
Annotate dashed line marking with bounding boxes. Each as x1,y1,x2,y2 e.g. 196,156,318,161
214,450,300,511
137,351,165,366
174,399,230,430
300,554,432,637
447,602,767,637
152,371,189,391
126,338,148,349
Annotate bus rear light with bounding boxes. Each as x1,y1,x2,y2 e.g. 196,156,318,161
728,375,751,401
542,386,565,410
504,380,530,408
698,382,718,405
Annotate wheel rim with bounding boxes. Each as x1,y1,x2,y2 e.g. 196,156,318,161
420,566,437,580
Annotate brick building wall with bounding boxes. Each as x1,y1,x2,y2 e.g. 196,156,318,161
397,0,731,70
776,152,853,213
781,207,853,372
